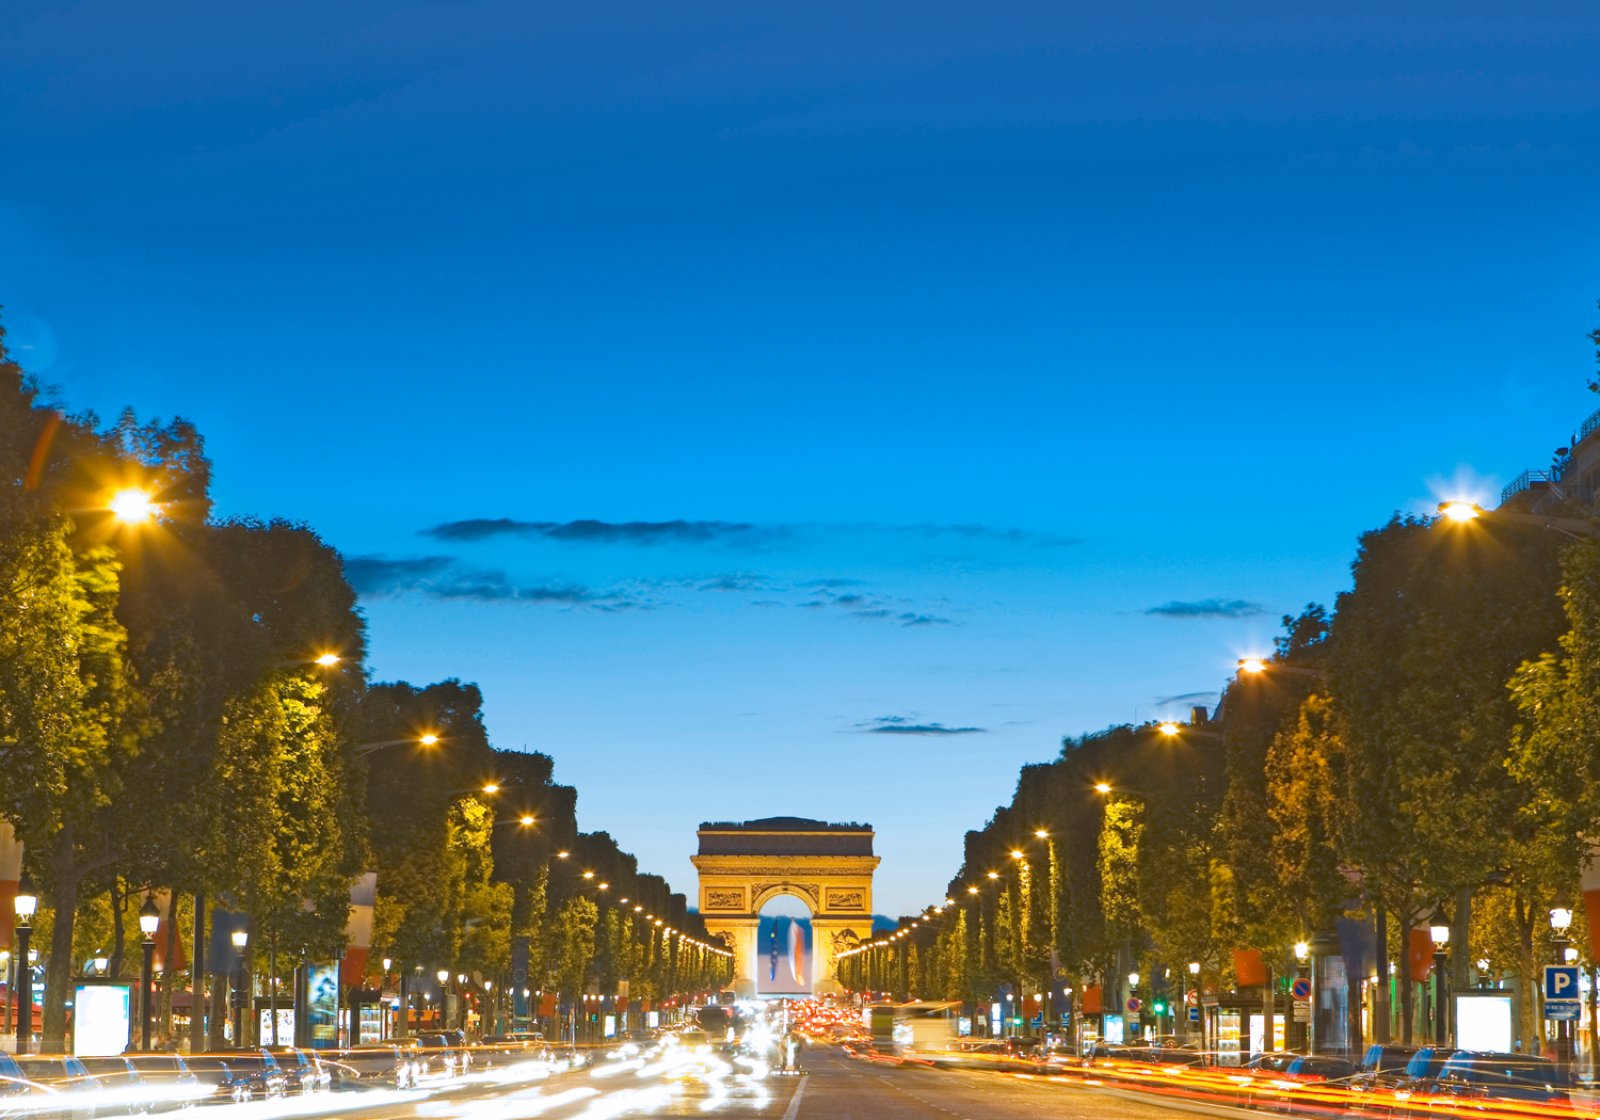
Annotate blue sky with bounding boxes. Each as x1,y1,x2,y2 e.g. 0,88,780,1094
3,0,1598,916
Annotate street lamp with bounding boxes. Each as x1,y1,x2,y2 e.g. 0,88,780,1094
1428,906,1451,1047
14,875,37,1054
1293,941,1310,1050
1550,892,1575,1067
1188,961,1203,1051
109,487,156,524
230,928,249,1046
437,969,450,1029
139,893,160,1051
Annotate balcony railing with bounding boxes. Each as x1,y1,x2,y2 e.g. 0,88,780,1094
1501,469,1555,506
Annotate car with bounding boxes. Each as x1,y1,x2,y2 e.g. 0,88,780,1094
265,1048,329,1094
326,1044,422,1090
411,1032,468,1078
1428,1051,1573,1109
196,1051,286,1101
1337,1044,1418,1117
77,1058,149,1115
0,1053,31,1106
123,1055,201,1113
13,1057,101,1120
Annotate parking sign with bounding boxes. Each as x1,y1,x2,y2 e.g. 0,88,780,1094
1544,965,1580,1002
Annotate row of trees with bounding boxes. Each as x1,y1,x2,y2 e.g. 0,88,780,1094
0,321,728,1049
841,380,1600,1052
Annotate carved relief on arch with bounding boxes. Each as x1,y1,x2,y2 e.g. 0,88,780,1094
751,882,820,911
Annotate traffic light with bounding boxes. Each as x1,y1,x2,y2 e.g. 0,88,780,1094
1152,1000,1167,1014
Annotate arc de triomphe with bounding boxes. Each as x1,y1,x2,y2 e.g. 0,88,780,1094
691,817,878,996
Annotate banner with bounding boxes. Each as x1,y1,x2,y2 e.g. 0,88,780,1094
0,822,21,952
1408,927,1434,982
340,872,377,986
1582,840,1600,962
152,890,187,972
1233,949,1267,987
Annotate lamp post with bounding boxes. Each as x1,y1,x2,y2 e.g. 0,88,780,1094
14,877,36,1054
231,928,249,1046
1428,906,1451,1047
1293,941,1310,1052
1189,961,1203,1052
437,969,450,1030
139,894,160,1050
1550,893,1574,1068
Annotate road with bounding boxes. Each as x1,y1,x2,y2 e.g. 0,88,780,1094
286,1046,1253,1120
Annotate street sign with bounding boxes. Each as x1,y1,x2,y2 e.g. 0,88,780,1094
1126,997,1142,1013
1188,1007,1200,1023
1293,1003,1310,1023
1290,978,1312,1001
1030,1015,1043,1028
1546,1002,1581,1022
1545,966,1580,1002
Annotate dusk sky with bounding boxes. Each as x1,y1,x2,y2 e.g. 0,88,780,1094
3,0,1598,917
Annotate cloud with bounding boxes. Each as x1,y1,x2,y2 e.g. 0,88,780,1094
1144,598,1267,619
859,715,986,736
344,554,638,610
697,574,768,593
423,518,776,547
422,517,1080,552
344,554,455,594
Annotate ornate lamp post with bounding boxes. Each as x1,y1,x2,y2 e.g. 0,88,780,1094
437,969,450,1030
13,875,37,1054
1428,906,1451,1047
231,928,249,1046
138,894,160,1050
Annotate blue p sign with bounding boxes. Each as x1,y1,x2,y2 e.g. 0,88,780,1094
1545,965,1580,1002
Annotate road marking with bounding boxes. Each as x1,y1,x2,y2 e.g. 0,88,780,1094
781,1073,807,1120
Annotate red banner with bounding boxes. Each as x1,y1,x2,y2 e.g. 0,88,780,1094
340,946,370,987
1233,949,1267,988
1081,984,1102,1014
1408,927,1434,982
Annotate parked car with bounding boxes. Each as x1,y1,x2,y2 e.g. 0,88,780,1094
1343,1044,1418,1117
1421,1051,1573,1111
179,1057,249,1106
325,1044,422,1091
12,1057,101,1120
122,1055,200,1113
411,1033,468,1078
265,1048,329,1094
196,1052,286,1101
0,1054,35,1120
77,1058,149,1115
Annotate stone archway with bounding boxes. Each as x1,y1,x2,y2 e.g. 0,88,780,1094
691,817,878,997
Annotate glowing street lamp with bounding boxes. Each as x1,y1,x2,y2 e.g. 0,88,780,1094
139,893,160,1051
313,652,342,667
1094,782,1112,794
1429,906,1451,1046
230,928,249,1045
13,877,37,1053
109,488,156,524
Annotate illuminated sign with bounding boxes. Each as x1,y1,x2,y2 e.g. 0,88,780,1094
74,983,132,1056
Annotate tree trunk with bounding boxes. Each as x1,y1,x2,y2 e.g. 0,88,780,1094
108,878,126,979
1397,915,1414,1046
1516,898,1537,1054
160,892,178,1040
1262,962,1275,1052
1374,908,1390,1043
1452,886,1473,996
41,830,80,1053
